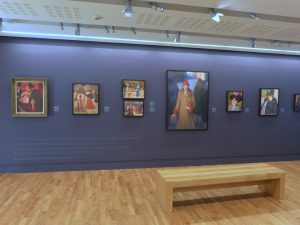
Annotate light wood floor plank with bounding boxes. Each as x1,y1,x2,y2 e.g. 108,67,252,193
0,161,300,225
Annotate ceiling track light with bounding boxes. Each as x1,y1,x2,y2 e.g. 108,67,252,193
131,27,136,34
271,40,292,47
111,26,116,33
105,26,110,33
149,2,164,12
249,38,256,48
75,24,80,36
174,31,181,43
123,0,133,18
0,18,3,32
208,8,224,23
251,13,261,21
59,22,64,30
166,30,170,38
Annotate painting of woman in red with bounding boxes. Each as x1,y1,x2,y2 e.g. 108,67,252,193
11,77,47,117
171,80,196,129
167,71,209,130
17,82,44,113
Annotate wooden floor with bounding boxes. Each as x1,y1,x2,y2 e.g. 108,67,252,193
0,161,300,225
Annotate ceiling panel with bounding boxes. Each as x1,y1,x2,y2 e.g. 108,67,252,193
1,0,300,54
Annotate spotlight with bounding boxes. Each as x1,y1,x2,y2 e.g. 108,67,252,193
75,24,80,36
105,26,110,33
131,27,136,34
251,13,261,21
149,2,164,12
249,38,256,48
59,22,64,30
174,31,181,43
208,8,224,23
123,0,133,18
166,30,170,38
0,18,3,32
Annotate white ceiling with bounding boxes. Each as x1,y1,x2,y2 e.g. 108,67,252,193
1,0,300,55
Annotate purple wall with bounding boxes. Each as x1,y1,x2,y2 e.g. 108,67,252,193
0,37,300,173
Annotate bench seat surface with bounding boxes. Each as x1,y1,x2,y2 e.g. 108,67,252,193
156,163,285,187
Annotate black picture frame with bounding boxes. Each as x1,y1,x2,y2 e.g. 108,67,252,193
123,100,144,117
226,91,244,113
122,79,145,99
293,94,300,112
166,70,209,131
259,88,279,116
72,83,100,115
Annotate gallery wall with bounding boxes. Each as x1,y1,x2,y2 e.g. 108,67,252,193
0,36,300,173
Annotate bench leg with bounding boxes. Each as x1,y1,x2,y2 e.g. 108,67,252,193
157,176,173,212
258,177,285,200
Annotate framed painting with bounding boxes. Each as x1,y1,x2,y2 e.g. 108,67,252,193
226,91,243,112
11,77,48,117
259,88,279,116
166,70,209,131
294,94,300,112
122,80,145,99
123,100,144,117
73,83,99,115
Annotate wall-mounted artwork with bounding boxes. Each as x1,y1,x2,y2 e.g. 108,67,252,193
166,70,209,131
259,88,279,116
11,77,48,117
294,94,300,112
122,80,145,99
73,83,99,115
123,100,144,117
226,91,243,112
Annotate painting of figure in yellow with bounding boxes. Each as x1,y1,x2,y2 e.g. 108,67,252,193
166,71,209,130
73,83,99,115
122,80,145,99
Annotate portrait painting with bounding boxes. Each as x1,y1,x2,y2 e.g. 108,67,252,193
294,94,300,112
123,100,144,117
122,80,145,99
166,70,209,131
259,88,279,116
73,83,99,115
226,91,243,112
11,77,48,117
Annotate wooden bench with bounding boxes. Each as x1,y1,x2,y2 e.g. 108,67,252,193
156,163,286,212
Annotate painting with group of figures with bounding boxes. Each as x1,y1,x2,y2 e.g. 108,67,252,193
72,83,99,115
122,80,145,117
166,70,209,131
